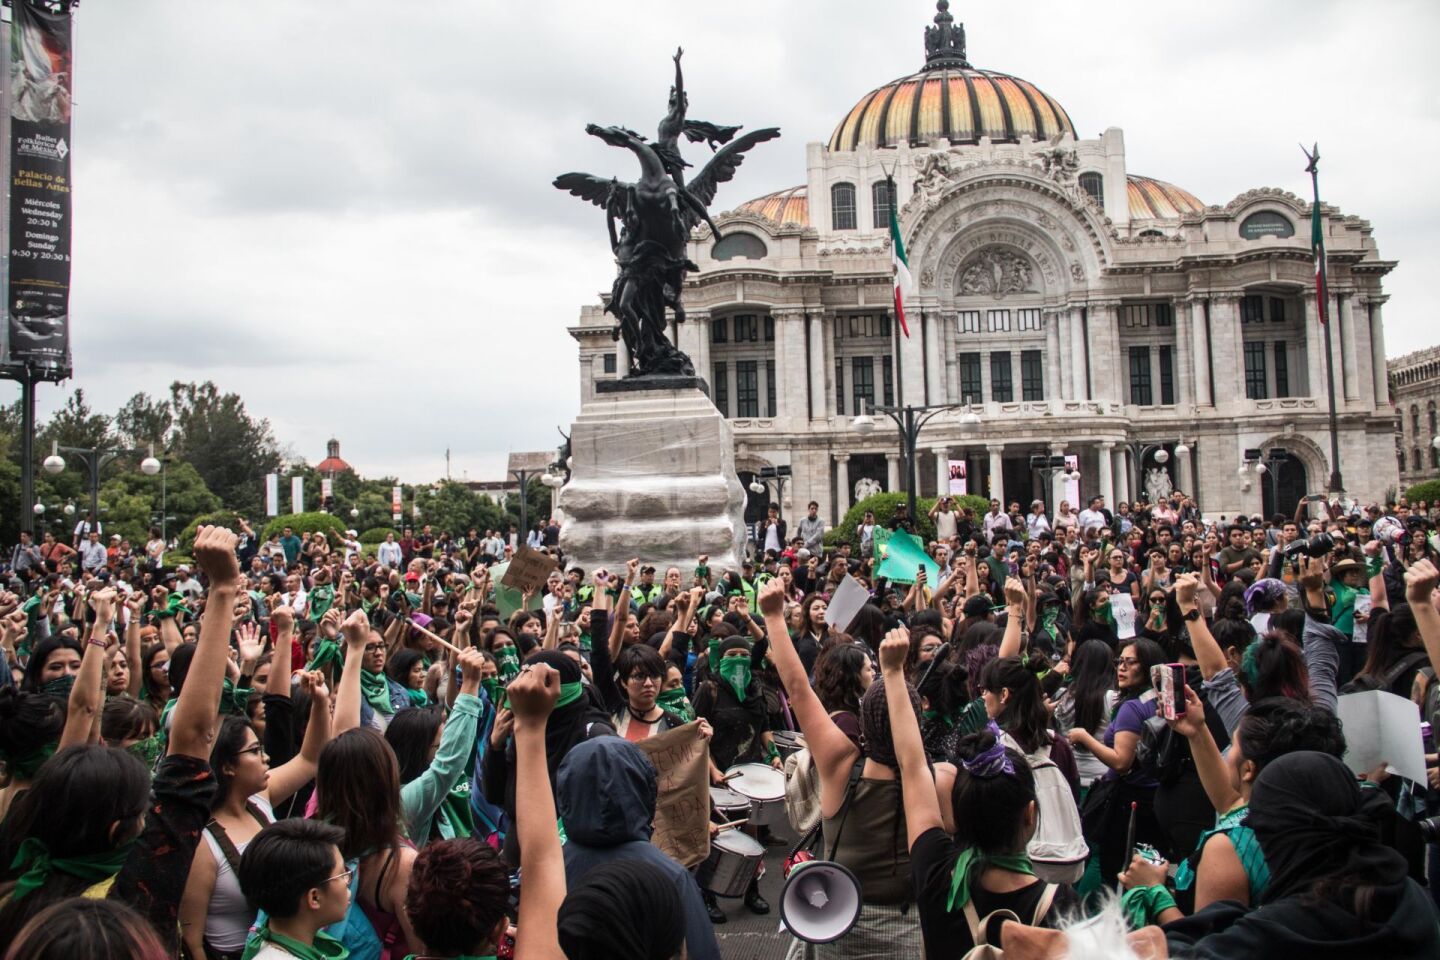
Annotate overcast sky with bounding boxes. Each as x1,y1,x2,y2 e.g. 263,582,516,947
14,0,1438,483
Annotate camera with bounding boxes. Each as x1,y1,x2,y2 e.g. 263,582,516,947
1282,532,1334,558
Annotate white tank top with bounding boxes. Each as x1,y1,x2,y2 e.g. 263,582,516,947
201,794,275,952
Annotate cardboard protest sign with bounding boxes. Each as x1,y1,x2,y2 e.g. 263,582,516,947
500,546,556,594
636,721,711,868
490,560,546,620
1110,592,1137,639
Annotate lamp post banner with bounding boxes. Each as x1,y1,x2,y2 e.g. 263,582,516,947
6,0,74,377
1064,455,1079,506
947,459,967,496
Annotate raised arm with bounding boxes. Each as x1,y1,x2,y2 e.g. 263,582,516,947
879,627,943,846
169,527,239,760
1364,541,1388,612
757,580,857,779
265,670,332,804
1175,573,1227,680
509,663,566,960
123,591,145,698
332,609,370,734
60,587,114,748
997,578,1027,659
1169,685,1239,813
1406,560,1440,672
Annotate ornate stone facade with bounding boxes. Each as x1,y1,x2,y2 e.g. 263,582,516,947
568,5,1399,526
1390,346,1440,492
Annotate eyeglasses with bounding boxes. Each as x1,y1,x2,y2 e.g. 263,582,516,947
364,643,386,652
1114,657,1141,668
238,744,268,760
323,867,354,887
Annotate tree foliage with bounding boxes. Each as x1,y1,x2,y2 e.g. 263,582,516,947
168,381,283,518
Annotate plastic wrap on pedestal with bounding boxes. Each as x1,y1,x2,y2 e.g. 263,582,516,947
559,384,747,577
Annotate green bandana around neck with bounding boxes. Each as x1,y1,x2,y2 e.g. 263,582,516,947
495,647,521,683
40,674,76,699
717,656,751,702
945,845,1035,911
242,923,349,960
406,687,429,708
4,739,57,780
555,680,584,709
8,834,135,902
360,669,395,715
656,687,696,722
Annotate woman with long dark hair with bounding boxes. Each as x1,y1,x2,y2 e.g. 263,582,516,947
385,648,431,708
19,636,81,696
2,898,169,960
138,642,170,716
1049,640,1118,794
811,641,873,747
793,592,828,677
177,672,332,960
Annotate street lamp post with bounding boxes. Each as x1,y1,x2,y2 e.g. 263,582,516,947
1240,447,1288,516
1028,454,1081,517
510,468,543,540
747,465,793,517
852,400,982,524
1120,438,1191,504
42,441,159,536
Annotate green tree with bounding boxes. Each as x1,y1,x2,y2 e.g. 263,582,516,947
168,381,283,518
38,388,112,451
114,391,174,449
98,461,221,544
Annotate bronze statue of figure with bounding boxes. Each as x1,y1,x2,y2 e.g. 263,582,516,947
555,48,778,378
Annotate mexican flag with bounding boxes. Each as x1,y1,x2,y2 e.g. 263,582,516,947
889,181,912,338
1310,175,1329,325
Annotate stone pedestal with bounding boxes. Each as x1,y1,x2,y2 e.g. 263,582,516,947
559,379,747,576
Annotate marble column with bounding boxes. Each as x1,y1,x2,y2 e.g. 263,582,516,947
1070,307,1089,399
943,312,961,405
807,312,826,420
772,311,803,420
886,452,902,493
616,335,631,379
900,309,926,408
1350,296,1375,409
1178,445,1197,501
1044,310,1062,403
1189,298,1213,407
1057,304,1075,400
1097,443,1115,505
1114,446,1131,505
691,313,712,389
933,446,950,497
1088,303,1118,404
835,454,851,518
1209,294,1244,405
1304,294,1325,399
1369,298,1389,406
1173,299,1193,408
1337,295,1359,402
822,312,839,417
923,310,944,405
987,445,1005,505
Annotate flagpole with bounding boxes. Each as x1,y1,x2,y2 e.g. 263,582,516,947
1304,144,1345,494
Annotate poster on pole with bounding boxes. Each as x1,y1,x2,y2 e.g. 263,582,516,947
291,476,304,514
392,485,402,524
5,1,73,378
265,474,279,517
947,459,968,496
1064,455,1080,508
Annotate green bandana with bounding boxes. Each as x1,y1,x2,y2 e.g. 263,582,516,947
1120,884,1179,928
125,730,165,771
360,669,395,715
495,647,520,683
3,740,57,780
308,583,336,619
8,834,134,902
406,687,429,708
707,638,720,667
40,674,76,699
922,708,954,728
437,784,477,841
717,657,751,702
306,637,343,674
945,846,1034,911
656,687,696,722
1240,640,1262,692
221,678,254,717
242,924,349,960
481,677,505,706
556,680,584,709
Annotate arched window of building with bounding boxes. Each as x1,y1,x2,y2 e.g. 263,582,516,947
1414,448,1423,472
831,183,857,230
1079,172,1104,205
872,180,894,229
712,232,768,260
1430,400,1437,435
1413,404,1421,433
1137,229,1165,239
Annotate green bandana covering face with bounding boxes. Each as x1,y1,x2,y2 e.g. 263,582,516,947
656,687,696,722
555,680,584,709
495,647,520,683
946,846,1034,911
125,730,165,771
242,923,349,960
40,674,76,699
4,740,57,781
360,669,395,715
481,677,505,707
8,834,135,901
717,656,751,702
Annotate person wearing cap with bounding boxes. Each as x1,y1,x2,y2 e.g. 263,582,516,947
174,564,205,600
630,565,663,606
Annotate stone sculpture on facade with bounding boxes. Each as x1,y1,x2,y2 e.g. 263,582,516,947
554,49,779,378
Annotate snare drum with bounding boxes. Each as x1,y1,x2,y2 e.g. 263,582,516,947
772,730,806,758
709,785,750,820
725,762,788,828
696,829,765,898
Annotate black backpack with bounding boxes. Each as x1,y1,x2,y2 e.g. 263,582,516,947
1339,650,1429,696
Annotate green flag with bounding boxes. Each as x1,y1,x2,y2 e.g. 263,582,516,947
875,530,941,586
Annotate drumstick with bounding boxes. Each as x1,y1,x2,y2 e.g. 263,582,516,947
721,770,745,782
715,819,749,832
409,619,465,657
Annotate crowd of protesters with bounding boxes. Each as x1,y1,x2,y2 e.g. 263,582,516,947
0,483,1438,959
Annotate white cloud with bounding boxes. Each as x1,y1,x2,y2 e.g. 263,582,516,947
13,0,1435,483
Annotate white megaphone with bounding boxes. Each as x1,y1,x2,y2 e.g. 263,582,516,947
780,859,863,944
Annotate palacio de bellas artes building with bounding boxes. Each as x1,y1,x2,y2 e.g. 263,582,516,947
569,2,1399,528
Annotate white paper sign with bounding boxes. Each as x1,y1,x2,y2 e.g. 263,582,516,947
1352,593,1371,646
1337,690,1427,785
1110,592,1137,639
825,574,869,633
